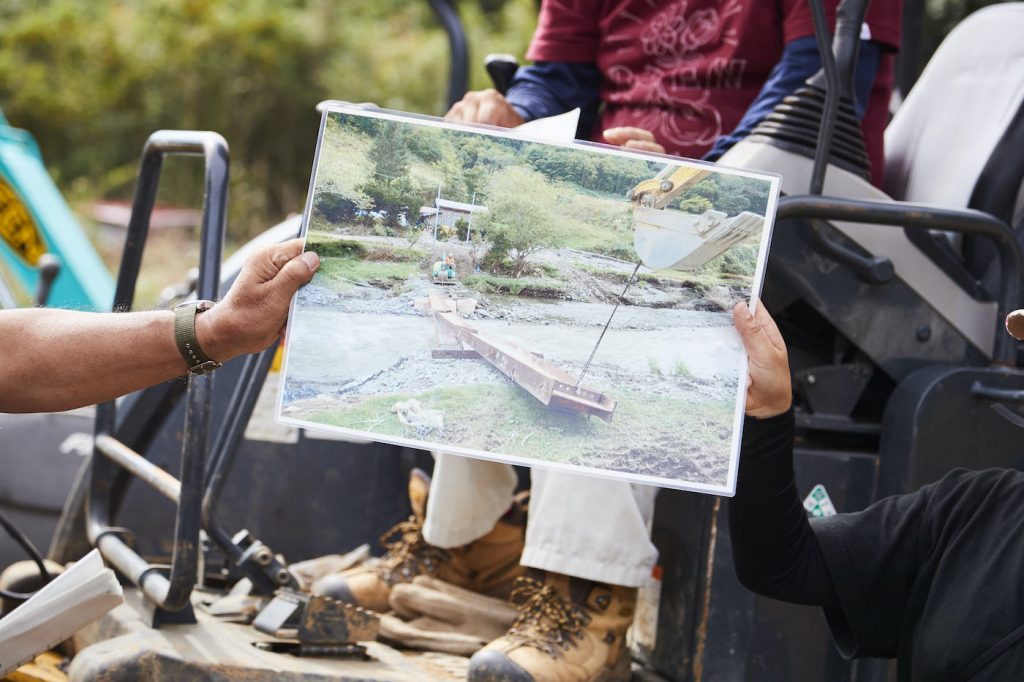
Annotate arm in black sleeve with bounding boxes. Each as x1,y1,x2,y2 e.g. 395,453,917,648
728,408,839,607
505,62,601,139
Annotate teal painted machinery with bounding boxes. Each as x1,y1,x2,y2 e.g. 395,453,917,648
0,111,113,309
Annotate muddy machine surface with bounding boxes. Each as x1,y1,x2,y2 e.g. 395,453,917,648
6,0,1024,680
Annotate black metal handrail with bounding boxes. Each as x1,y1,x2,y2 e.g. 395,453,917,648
427,0,469,111
200,341,299,593
88,130,229,614
806,0,840,196
777,195,1022,365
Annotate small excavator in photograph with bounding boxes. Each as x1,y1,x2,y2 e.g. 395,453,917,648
432,252,458,285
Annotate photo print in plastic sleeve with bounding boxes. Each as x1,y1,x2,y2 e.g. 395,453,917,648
277,104,780,495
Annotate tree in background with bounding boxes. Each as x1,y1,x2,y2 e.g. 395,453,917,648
357,122,431,230
366,122,413,186
479,167,566,277
523,144,653,197
0,0,537,242
440,149,469,202
672,175,771,217
676,195,714,215
467,231,489,272
313,191,371,226
463,164,490,202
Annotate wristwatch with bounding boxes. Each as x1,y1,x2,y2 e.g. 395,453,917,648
173,300,222,376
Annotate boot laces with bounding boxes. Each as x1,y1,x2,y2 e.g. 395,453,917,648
377,517,448,584
507,576,589,655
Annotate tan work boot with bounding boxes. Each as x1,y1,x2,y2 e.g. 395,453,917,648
467,571,636,682
315,468,527,613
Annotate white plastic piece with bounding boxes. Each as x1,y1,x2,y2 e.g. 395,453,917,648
720,140,998,357
884,2,1024,231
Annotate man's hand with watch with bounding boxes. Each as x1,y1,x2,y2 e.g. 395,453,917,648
171,239,322,376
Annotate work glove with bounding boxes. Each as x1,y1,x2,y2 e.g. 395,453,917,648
379,575,517,656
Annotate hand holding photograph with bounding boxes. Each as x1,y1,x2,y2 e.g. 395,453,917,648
277,105,780,495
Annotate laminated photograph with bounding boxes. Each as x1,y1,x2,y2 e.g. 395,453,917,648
277,104,780,495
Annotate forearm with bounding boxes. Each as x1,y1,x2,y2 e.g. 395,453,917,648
728,409,839,606
0,308,193,413
506,62,601,132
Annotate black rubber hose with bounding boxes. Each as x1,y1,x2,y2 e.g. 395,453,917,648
808,0,873,99
0,508,52,601
427,0,469,110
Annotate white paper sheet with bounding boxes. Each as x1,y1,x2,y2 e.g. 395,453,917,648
515,108,580,142
0,549,123,675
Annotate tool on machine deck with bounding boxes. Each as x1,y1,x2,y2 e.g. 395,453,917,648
253,589,380,657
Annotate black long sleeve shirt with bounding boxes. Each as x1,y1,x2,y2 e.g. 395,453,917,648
729,408,1024,680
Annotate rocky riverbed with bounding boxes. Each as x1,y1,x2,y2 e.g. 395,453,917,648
280,238,748,489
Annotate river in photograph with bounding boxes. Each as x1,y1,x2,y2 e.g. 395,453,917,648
284,303,741,394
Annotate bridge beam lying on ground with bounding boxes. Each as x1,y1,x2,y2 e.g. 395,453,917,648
430,297,616,421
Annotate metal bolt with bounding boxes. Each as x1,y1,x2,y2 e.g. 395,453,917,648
276,569,291,584
916,324,931,342
806,374,816,385
254,548,273,566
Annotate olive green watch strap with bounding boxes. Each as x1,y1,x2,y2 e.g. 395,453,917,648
173,300,221,375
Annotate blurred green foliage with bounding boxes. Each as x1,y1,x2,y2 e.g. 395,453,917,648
1,0,1007,246
0,0,536,240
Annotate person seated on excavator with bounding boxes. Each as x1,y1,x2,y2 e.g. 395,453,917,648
315,1,902,681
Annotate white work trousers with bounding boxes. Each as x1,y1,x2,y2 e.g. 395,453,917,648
422,453,659,587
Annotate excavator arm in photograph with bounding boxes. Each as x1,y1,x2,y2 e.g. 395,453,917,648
627,164,764,271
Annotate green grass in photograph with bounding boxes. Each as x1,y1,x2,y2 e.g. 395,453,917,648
307,236,368,259
463,274,567,298
307,383,734,464
312,258,420,293
305,233,426,292
315,121,374,202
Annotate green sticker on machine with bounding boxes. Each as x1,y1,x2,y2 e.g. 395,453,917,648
803,484,837,518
